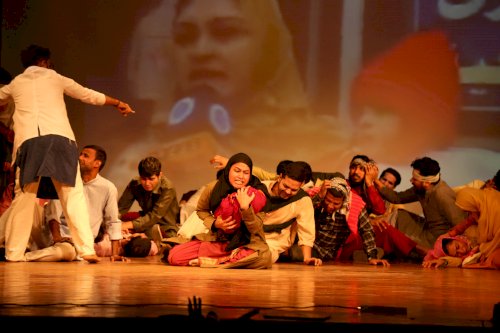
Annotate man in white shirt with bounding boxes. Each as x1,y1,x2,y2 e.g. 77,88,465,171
261,161,322,266
24,145,126,262
0,44,134,262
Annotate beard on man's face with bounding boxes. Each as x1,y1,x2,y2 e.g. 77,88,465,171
414,186,426,195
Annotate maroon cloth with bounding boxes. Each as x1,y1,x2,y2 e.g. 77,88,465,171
120,211,141,221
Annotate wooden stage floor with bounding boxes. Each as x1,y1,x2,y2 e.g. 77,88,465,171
0,256,498,332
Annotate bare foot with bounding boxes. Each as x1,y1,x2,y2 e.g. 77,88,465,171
188,258,200,266
82,254,100,264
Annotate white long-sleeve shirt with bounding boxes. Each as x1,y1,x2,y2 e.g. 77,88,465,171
0,66,106,162
45,174,122,241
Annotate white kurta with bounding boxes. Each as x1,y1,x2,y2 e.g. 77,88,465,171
0,66,106,261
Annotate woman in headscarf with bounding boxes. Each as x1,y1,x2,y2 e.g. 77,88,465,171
422,233,478,268
454,187,500,269
166,152,272,269
423,187,500,269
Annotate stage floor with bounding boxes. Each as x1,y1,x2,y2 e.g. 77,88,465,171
0,256,498,331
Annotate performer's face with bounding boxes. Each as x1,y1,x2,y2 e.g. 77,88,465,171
445,239,469,257
322,192,343,215
228,162,250,189
140,174,160,192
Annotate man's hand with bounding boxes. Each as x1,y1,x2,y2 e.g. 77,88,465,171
370,217,389,233
110,255,130,262
317,179,332,199
235,187,255,211
215,215,238,234
210,155,228,170
117,101,135,116
422,258,447,268
364,163,379,186
368,258,390,267
121,221,134,232
110,239,129,262
304,257,322,266
48,219,65,245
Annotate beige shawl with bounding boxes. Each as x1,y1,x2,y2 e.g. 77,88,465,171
455,188,500,258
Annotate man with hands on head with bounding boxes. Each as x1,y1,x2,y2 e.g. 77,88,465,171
308,177,390,266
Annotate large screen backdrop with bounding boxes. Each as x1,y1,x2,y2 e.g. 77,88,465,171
2,0,499,198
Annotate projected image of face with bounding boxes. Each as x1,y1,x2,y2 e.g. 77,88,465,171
348,30,461,165
165,0,309,136
171,0,262,107
5,0,500,223
114,0,336,198
351,106,401,157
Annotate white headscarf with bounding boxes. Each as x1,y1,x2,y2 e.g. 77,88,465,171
329,177,351,219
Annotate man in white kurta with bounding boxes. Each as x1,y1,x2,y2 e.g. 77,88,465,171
260,162,321,266
0,44,133,262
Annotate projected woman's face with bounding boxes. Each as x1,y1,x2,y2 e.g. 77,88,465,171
172,0,262,104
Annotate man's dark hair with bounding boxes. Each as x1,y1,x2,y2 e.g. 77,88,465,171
411,157,440,179
0,67,12,85
138,156,162,177
283,161,310,183
124,236,151,257
276,160,293,176
83,144,107,171
180,189,198,203
294,161,313,183
381,167,401,187
20,44,51,68
493,169,500,190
